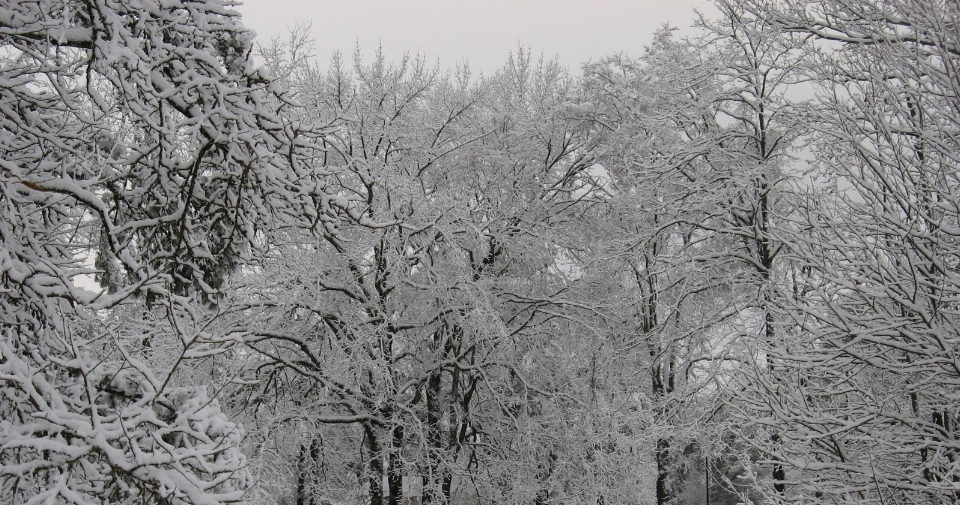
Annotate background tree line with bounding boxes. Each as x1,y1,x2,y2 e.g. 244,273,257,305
2,0,958,504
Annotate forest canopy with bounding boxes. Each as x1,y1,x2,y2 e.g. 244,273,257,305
1,1,958,504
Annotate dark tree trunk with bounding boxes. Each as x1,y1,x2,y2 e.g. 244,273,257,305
297,442,308,505
423,365,444,505
365,425,385,505
423,324,463,504
655,437,672,505
297,437,322,505
388,425,403,505
771,431,785,495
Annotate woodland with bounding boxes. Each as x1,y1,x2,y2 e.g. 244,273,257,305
1,0,959,504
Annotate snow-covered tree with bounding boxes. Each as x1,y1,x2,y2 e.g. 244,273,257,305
583,35,730,505
729,0,960,503
225,40,637,505
0,1,333,503
682,1,812,500
581,11,808,500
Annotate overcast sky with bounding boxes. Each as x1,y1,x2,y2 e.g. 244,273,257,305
233,0,717,75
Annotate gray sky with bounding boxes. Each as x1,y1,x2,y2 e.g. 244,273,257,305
233,0,717,75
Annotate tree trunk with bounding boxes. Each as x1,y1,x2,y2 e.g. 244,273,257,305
423,367,443,505
365,425,385,505
388,425,403,505
297,438,322,505
655,437,672,505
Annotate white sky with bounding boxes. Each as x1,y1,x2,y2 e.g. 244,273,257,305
233,0,717,75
